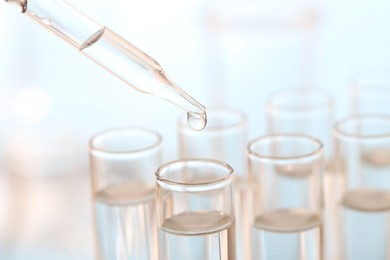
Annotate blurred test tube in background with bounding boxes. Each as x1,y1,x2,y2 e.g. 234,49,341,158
89,127,162,260
349,69,390,116
334,115,390,260
265,87,338,260
201,0,322,137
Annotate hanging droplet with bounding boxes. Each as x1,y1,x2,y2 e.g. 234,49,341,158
187,111,207,131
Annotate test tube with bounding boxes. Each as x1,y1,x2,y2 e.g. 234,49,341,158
177,107,249,260
265,87,335,259
201,0,320,137
350,70,390,115
155,159,235,260
333,115,390,260
248,134,323,260
4,0,207,130
89,127,162,260
266,87,333,165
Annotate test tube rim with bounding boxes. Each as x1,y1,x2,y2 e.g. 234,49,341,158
265,86,334,115
350,68,390,95
247,133,323,161
89,126,162,154
155,158,234,187
333,114,390,140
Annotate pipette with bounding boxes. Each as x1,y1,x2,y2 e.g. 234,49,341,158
4,0,207,130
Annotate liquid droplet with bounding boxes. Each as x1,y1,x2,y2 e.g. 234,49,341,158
187,111,207,131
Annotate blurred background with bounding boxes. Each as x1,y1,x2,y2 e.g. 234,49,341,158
0,0,390,259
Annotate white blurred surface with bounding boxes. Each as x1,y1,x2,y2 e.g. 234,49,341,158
1,0,390,258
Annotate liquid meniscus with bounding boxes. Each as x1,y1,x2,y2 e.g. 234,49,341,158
254,208,322,232
94,182,158,260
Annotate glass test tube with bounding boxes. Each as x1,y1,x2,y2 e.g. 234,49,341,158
155,159,235,260
89,127,162,260
265,87,335,260
248,134,324,260
266,87,333,164
201,0,321,137
177,107,249,260
333,115,390,260
4,0,207,130
350,70,390,115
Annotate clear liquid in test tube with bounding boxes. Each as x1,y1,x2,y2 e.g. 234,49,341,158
4,0,207,130
334,115,390,260
265,87,336,260
155,159,236,260
89,127,162,260
248,134,324,260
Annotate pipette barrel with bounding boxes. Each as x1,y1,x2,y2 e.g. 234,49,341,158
4,0,207,129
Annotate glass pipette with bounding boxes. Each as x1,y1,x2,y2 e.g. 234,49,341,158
4,0,207,130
